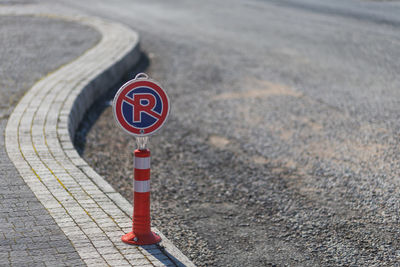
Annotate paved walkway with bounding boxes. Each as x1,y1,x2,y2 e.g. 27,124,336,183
0,15,97,267
0,5,194,267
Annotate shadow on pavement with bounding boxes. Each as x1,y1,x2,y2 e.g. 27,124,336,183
141,245,188,267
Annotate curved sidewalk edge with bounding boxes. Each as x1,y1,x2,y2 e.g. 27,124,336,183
5,13,195,267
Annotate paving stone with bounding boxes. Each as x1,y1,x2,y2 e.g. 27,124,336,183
0,15,97,267
56,245,78,254
2,4,192,267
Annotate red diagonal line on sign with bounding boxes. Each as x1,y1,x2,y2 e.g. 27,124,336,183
122,96,162,119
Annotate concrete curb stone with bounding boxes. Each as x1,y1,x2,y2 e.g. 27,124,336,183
4,7,195,267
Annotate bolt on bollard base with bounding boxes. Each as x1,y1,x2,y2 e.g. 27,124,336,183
121,231,161,245
122,148,161,245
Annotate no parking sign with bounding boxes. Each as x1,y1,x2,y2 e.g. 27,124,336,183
112,74,170,136
113,73,170,245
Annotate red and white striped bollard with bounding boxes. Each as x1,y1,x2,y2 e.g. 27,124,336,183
121,148,161,245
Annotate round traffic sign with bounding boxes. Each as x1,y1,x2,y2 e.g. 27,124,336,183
112,76,170,136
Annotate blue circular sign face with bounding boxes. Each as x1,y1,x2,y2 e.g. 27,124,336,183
122,87,163,129
113,78,170,136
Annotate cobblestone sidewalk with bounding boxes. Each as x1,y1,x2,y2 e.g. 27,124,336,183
0,15,98,267
1,6,194,267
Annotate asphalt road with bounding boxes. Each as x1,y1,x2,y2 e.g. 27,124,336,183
51,0,400,265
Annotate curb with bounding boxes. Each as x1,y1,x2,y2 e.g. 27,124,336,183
4,12,194,267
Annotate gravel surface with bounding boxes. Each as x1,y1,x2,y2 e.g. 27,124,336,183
71,0,400,266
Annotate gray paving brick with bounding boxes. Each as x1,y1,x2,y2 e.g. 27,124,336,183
83,258,108,266
2,6,192,267
56,245,78,254
0,245,12,253
44,260,68,267
62,258,84,266
0,15,96,267
13,262,44,267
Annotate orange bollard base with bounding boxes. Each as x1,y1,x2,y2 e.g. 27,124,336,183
121,231,161,245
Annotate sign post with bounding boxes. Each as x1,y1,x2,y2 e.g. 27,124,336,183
113,73,170,245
